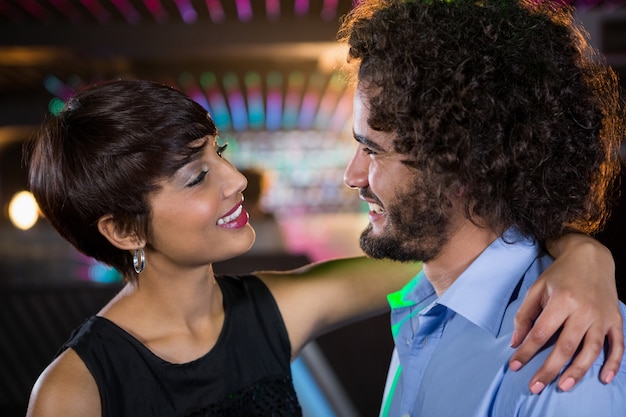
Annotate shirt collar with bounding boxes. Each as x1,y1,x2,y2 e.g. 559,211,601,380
436,228,541,337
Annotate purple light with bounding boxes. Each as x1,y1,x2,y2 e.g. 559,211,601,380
79,0,111,23
174,0,197,23
201,72,232,130
48,0,83,23
298,92,319,130
43,75,75,101
0,0,24,21
178,72,210,111
205,0,225,22
266,71,283,131
235,0,253,21
294,0,308,16
321,0,338,20
283,72,305,129
142,0,168,23
223,73,248,131
298,73,325,129
329,89,353,133
266,0,280,19
110,0,141,24
66,74,88,92
315,73,344,130
16,0,49,22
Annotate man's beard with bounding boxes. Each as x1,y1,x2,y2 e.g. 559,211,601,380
359,184,451,263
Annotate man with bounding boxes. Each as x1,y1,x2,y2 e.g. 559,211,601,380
339,0,626,415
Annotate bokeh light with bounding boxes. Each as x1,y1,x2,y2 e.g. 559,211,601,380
8,191,39,230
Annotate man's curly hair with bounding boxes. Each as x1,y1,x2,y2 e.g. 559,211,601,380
338,0,624,241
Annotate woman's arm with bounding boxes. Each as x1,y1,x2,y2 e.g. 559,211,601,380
509,233,623,394
257,257,421,358
260,234,622,390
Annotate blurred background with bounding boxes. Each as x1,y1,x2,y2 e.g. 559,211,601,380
0,1,625,416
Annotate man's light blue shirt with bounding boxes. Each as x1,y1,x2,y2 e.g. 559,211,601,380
380,228,626,417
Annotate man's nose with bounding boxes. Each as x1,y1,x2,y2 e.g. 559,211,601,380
344,149,369,189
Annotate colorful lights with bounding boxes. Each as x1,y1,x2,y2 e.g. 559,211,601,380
48,0,83,23
329,87,353,133
86,262,123,283
15,0,49,22
46,69,353,133
178,72,210,111
244,72,265,129
314,72,344,130
321,0,339,21
266,71,283,131
142,0,168,23
283,71,305,130
79,0,111,23
298,72,325,130
173,0,197,23
109,0,141,24
228,130,360,215
43,74,75,101
235,0,253,21
223,72,248,131
294,0,309,16
200,71,232,130
205,0,225,22
1,0,347,24
4,1,614,27
48,97,66,116
265,0,281,19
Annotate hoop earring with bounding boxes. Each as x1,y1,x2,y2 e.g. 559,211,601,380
133,248,145,274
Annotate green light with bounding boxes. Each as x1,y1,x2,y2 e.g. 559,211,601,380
48,98,66,116
200,72,217,88
223,72,239,91
178,71,194,87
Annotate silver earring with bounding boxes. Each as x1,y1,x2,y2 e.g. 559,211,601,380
133,248,145,274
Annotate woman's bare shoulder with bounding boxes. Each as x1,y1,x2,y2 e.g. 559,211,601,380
26,348,101,417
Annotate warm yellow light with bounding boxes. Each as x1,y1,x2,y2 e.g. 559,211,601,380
8,191,39,230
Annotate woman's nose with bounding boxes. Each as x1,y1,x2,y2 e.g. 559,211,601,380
223,162,248,198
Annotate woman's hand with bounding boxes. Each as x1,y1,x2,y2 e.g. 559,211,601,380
509,234,623,394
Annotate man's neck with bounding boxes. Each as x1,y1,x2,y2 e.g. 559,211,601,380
423,219,498,297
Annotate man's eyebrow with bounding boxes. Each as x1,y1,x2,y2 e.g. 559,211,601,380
353,132,385,151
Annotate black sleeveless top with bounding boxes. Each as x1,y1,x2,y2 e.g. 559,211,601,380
60,275,302,417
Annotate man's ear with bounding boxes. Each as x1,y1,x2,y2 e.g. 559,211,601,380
97,214,143,250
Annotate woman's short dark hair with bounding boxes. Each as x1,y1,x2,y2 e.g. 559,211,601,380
339,0,624,241
27,79,218,280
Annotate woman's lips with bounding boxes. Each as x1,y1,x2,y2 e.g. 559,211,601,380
217,203,249,229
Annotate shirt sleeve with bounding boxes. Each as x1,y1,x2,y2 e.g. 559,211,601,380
493,361,626,417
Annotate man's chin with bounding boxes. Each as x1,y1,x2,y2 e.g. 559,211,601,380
360,229,405,261
359,226,438,263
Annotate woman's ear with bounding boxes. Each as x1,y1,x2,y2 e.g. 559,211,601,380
97,214,143,250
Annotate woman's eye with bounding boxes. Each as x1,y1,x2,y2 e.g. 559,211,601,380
187,170,208,187
217,143,228,158
362,146,376,155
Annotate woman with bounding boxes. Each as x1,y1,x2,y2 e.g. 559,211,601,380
26,79,622,416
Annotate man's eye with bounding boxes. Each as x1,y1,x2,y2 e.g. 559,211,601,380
187,171,208,187
362,147,376,155
217,143,228,158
